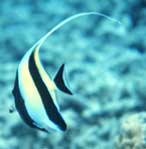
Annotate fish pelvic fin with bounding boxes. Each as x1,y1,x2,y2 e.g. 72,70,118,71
9,105,16,113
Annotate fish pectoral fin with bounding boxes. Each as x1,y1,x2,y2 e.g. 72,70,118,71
54,64,72,95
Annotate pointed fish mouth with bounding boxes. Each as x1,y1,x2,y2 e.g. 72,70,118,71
59,120,67,131
43,121,67,133
49,118,67,132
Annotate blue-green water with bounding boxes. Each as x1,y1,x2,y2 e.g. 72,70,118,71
1,0,146,149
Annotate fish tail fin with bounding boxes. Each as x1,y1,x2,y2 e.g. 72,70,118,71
54,64,72,95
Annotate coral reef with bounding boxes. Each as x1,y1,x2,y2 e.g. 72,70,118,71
115,113,146,149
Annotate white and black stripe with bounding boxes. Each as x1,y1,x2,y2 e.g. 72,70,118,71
28,50,67,131
12,71,47,132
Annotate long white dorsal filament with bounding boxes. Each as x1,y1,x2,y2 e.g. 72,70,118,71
32,12,121,51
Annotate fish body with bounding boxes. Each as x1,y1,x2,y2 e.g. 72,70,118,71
12,12,120,132
13,45,70,132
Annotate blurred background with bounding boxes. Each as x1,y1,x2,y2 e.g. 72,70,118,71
1,0,146,148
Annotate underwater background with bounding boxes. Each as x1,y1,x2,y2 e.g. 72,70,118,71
1,0,146,149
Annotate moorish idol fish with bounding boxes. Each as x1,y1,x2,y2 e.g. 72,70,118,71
12,12,120,133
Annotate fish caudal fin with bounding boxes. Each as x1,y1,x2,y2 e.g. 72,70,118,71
54,64,72,95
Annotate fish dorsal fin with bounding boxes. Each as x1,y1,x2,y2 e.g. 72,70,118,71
54,64,72,95
30,12,121,56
